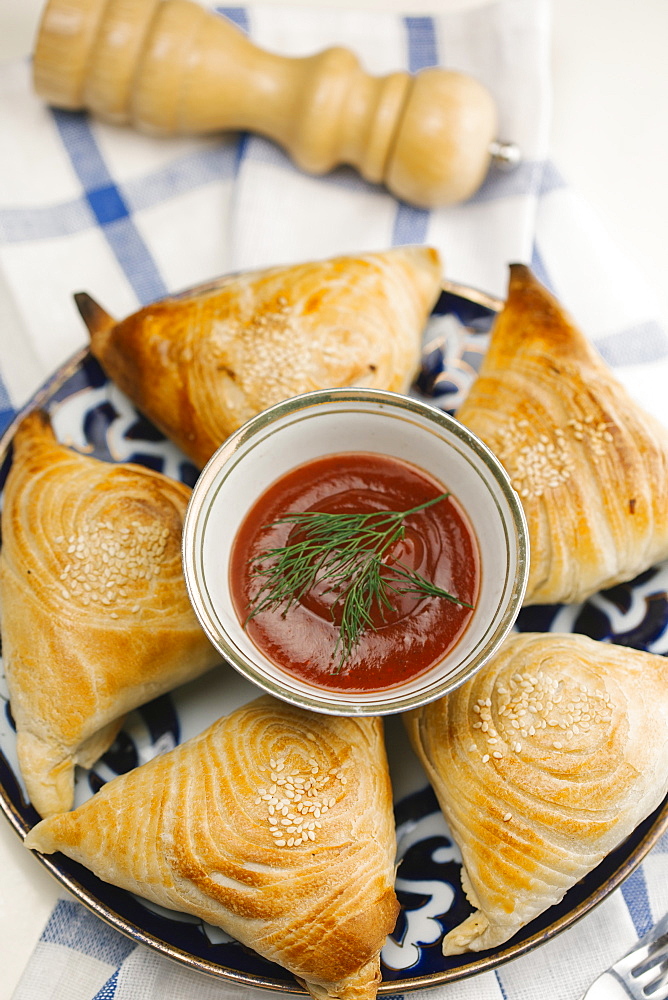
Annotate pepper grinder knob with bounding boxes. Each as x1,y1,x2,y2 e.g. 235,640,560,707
32,0,518,208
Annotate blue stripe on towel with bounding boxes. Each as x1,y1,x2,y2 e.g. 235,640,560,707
121,145,239,213
391,17,435,246
472,158,564,205
234,132,251,176
216,6,249,32
621,865,653,938
530,243,554,292
93,968,121,1000
539,160,568,196
595,320,668,366
495,969,510,999
0,198,95,242
0,403,15,436
404,16,439,73
0,371,14,410
0,359,15,431
41,898,135,965
51,110,167,305
0,146,238,244
392,200,430,245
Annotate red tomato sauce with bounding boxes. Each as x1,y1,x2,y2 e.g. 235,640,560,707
229,452,479,692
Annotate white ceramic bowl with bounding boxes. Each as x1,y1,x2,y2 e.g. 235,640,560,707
182,388,529,716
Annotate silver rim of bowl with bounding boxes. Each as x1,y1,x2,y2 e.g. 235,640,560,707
182,387,530,716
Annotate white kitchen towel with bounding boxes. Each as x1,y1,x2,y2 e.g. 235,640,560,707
3,2,668,1000
13,880,668,1000
1,0,555,401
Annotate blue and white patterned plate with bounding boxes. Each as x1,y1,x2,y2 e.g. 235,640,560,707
1,283,668,992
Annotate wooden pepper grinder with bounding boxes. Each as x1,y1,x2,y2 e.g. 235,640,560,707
32,0,520,208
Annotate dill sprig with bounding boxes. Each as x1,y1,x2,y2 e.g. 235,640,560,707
245,493,474,672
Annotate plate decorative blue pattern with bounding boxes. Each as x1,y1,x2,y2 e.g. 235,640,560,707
1,283,668,992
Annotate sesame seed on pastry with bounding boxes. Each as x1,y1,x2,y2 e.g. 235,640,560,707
25,695,399,1000
0,409,221,817
457,264,668,605
80,245,443,468
404,631,668,954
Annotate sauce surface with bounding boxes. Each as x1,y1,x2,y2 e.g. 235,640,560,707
229,452,479,691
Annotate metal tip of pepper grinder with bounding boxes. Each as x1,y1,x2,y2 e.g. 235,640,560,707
489,139,522,171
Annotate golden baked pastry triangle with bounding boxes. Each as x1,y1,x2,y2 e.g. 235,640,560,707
405,631,668,954
77,245,443,467
25,695,399,1000
456,264,668,604
0,409,221,817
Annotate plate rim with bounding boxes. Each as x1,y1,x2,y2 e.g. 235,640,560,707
1,282,666,992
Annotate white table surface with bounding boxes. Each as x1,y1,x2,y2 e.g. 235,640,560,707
1,0,668,996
